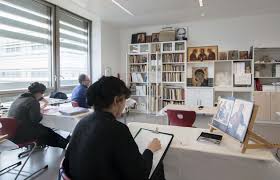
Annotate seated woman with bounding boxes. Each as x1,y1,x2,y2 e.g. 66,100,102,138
62,76,165,180
8,82,69,149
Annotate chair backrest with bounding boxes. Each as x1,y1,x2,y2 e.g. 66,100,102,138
59,158,72,180
50,91,68,100
71,101,79,107
0,118,17,140
166,110,196,127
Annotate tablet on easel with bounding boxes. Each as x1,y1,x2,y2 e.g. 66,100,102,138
134,128,174,179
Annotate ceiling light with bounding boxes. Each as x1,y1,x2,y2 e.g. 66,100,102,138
199,0,203,7
112,0,134,16
201,13,205,17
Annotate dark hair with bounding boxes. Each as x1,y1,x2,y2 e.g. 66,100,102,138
28,82,46,94
87,76,131,110
78,74,87,84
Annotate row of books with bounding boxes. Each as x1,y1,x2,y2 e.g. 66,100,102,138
276,64,280,77
163,87,185,100
129,55,147,64
149,97,159,112
162,72,184,82
162,101,184,107
163,64,184,71
175,43,185,51
130,65,147,72
131,73,147,83
162,53,185,63
130,85,148,96
150,84,161,97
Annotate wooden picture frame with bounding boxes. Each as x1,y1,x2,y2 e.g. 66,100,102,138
137,33,146,43
152,33,160,42
188,46,218,61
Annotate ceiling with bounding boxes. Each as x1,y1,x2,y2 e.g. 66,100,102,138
71,0,280,27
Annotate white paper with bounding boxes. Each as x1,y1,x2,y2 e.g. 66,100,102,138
134,129,173,178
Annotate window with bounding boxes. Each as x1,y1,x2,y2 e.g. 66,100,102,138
0,0,92,92
58,9,90,87
0,0,52,91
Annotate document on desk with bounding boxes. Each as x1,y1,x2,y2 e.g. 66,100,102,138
59,107,89,116
134,128,174,179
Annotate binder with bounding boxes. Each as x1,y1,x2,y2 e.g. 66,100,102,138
134,128,174,179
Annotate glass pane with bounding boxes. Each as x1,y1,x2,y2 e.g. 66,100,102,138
129,44,139,54
140,44,149,53
175,42,185,51
0,0,51,91
163,43,172,51
151,43,161,53
59,10,89,86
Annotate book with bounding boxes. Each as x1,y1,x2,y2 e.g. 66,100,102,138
211,98,254,142
59,107,89,116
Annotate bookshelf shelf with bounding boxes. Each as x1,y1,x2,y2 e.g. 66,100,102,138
127,40,187,113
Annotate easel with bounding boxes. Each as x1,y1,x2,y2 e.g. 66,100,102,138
210,105,280,153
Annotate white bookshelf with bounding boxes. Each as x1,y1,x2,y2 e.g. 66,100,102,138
126,41,187,114
126,44,280,117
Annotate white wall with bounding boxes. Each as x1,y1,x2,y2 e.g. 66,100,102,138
120,13,280,80
100,22,121,77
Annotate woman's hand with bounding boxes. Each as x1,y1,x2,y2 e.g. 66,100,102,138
147,138,161,153
40,98,49,109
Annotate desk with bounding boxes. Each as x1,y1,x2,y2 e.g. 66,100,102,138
159,104,217,116
41,99,136,132
41,103,92,132
128,122,280,180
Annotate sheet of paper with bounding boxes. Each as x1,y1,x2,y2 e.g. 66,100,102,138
134,129,173,178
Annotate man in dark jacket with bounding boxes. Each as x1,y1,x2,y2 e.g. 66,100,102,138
8,82,69,149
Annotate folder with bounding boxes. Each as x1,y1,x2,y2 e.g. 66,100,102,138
134,128,174,179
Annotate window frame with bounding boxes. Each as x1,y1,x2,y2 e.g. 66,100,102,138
0,0,92,95
55,6,92,91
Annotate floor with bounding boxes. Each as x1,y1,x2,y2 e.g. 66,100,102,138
0,113,176,180
1,113,278,180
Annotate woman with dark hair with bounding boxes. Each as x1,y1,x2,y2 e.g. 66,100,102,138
62,76,165,180
8,82,69,149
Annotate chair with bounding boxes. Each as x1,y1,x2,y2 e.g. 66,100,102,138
0,118,48,179
58,158,72,180
166,110,196,127
71,101,79,107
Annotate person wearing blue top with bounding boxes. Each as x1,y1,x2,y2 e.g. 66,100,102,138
71,74,91,108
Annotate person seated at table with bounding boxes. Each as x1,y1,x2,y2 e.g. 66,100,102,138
8,82,69,149
62,76,166,180
71,74,91,108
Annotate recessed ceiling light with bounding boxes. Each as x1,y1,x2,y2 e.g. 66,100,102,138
199,0,204,7
112,0,134,16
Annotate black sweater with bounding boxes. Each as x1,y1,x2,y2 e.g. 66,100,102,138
8,93,42,126
63,111,153,180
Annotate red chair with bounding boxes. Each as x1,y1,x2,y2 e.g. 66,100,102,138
166,110,196,127
71,101,79,107
0,118,48,179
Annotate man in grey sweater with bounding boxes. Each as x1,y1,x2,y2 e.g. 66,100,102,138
8,82,69,149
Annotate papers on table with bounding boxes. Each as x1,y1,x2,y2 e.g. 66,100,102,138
59,107,89,116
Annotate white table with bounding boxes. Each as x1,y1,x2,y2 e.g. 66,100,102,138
159,104,218,116
41,99,136,132
41,103,92,132
128,122,280,180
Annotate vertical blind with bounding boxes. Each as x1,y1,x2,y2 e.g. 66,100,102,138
0,0,51,44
